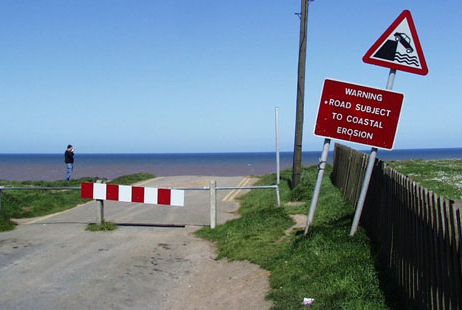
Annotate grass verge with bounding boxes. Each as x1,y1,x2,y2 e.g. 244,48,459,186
388,159,462,200
196,166,391,309
108,173,155,185
0,173,155,232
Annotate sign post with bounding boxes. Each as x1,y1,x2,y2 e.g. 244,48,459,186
304,137,330,235
349,69,397,236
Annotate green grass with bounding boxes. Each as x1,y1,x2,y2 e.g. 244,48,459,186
388,159,462,200
0,173,155,232
86,221,117,231
0,213,16,231
196,166,390,309
0,177,99,220
108,173,155,185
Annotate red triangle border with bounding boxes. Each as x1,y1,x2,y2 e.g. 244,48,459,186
363,10,428,76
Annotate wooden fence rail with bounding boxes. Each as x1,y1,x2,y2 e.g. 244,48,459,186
331,143,462,309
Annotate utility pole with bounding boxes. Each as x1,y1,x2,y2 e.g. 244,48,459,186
292,0,312,189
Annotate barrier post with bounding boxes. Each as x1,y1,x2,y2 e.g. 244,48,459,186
275,185,281,207
95,200,104,224
0,186,2,212
95,180,104,224
210,180,217,229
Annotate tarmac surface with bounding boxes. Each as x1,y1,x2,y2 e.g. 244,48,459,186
0,176,273,310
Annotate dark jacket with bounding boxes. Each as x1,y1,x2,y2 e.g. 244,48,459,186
64,150,74,164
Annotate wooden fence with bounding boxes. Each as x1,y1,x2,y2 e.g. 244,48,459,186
331,143,462,310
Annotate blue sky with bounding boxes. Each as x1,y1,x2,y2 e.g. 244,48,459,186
1,1,461,153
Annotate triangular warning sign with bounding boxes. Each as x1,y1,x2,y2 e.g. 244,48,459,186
363,10,428,75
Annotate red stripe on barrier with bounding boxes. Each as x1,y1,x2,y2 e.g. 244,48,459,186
132,186,144,203
81,182,94,199
106,184,119,201
158,188,171,205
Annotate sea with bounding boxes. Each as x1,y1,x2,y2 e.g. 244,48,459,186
1,148,461,181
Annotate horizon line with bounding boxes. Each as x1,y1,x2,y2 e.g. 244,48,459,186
1,147,462,155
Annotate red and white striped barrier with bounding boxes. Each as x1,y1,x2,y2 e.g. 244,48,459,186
81,182,184,207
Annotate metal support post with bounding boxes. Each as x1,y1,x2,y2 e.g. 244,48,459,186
96,200,104,225
95,180,104,224
275,107,280,187
275,185,281,207
349,147,377,236
210,180,217,229
304,138,330,235
350,69,396,236
0,187,2,212
275,107,281,208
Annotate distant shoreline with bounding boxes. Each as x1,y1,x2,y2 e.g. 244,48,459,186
1,147,462,155
1,148,461,181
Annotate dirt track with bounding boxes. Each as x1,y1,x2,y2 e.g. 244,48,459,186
0,176,272,310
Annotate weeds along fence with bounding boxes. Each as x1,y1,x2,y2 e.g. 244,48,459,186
331,143,462,310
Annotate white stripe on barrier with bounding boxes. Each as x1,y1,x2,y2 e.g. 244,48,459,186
171,190,184,207
119,185,132,202
144,187,158,204
94,183,106,200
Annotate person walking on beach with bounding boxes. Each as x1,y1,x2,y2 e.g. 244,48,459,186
64,145,74,181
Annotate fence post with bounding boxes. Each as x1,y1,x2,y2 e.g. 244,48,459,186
0,186,2,212
210,180,217,229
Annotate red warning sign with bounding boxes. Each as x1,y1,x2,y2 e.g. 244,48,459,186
363,10,428,75
314,79,404,150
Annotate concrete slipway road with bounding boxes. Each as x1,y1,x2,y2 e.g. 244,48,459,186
0,176,273,310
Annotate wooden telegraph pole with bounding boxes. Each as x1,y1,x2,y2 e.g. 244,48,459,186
292,0,312,189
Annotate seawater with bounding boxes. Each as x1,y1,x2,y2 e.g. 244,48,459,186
0,148,461,181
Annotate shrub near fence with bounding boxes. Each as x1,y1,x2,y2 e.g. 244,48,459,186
331,143,462,310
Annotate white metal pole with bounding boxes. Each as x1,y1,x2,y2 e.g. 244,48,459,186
275,107,280,186
276,186,281,207
95,180,104,224
304,138,331,235
275,107,281,207
350,69,396,236
210,180,217,229
96,200,104,224
349,147,377,236
386,69,397,90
